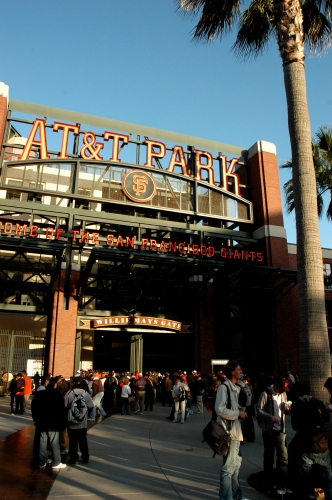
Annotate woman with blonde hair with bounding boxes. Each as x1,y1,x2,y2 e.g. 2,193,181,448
121,377,131,415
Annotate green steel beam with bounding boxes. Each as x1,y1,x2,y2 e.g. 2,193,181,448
8,100,248,158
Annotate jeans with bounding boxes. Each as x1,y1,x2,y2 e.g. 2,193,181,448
121,397,130,414
174,400,186,422
90,392,106,419
219,439,243,500
39,430,61,467
262,431,288,488
294,450,332,500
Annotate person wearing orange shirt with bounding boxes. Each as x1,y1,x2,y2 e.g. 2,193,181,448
22,370,32,412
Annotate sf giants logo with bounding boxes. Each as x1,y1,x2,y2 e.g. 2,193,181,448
132,174,148,197
122,170,156,203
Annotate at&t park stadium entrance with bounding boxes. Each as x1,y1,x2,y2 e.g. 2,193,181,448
0,89,298,377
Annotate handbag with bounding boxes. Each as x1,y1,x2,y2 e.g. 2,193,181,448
202,420,231,458
128,396,135,403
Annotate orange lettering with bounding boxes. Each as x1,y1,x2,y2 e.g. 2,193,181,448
104,132,129,162
166,145,189,176
144,139,166,168
19,119,49,160
194,150,216,186
53,122,80,159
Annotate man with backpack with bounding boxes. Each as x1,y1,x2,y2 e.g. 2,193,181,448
256,375,291,494
171,376,189,423
290,383,332,499
64,376,93,464
215,360,249,500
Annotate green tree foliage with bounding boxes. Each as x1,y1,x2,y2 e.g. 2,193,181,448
282,126,332,220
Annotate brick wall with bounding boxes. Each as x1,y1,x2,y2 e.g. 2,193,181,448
0,93,8,150
46,270,79,377
248,143,298,372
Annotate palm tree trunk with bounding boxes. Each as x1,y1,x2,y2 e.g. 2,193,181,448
281,14,330,398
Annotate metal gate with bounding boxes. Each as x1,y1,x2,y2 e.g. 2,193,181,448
0,329,46,382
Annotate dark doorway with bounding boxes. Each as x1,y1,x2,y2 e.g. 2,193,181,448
93,331,130,372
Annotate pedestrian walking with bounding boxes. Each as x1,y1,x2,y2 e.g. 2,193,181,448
215,360,249,500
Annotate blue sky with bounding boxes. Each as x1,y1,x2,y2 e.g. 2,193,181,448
1,1,331,247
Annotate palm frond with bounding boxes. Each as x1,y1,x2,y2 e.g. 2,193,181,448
233,0,273,57
280,159,293,170
282,126,332,220
177,0,242,41
316,125,332,159
283,179,295,214
326,191,332,220
302,0,332,51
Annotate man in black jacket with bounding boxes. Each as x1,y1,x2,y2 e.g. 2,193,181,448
290,383,332,499
31,378,67,469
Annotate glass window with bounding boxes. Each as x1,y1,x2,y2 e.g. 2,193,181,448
324,263,332,290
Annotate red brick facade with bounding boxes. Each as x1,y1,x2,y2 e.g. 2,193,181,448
46,270,79,377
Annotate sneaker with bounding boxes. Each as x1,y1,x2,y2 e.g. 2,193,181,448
11,412,15,415
87,418,95,422
52,463,67,469
181,421,185,424
38,463,46,468
172,419,177,423
135,410,140,414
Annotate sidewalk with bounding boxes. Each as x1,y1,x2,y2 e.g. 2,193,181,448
49,405,280,500
0,397,295,500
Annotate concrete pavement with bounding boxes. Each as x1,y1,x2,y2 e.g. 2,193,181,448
49,404,290,500
0,396,295,500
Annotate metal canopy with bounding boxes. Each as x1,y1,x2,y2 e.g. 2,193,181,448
78,247,297,317
0,238,64,312
78,247,219,314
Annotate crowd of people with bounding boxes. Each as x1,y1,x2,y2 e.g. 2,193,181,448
4,364,332,499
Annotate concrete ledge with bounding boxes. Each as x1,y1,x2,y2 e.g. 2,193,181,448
247,141,277,160
0,82,9,102
253,225,287,240
288,244,332,259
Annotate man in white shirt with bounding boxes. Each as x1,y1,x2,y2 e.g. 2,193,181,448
215,360,249,500
257,376,291,494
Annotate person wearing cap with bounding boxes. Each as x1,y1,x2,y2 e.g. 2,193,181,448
257,375,291,494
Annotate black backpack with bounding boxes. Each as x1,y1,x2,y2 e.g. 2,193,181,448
202,383,232,458
178,385,186,402
68,390,88,424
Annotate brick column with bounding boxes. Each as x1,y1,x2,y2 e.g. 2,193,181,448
46,269,80,377
0,82,9,149
247,141,298,371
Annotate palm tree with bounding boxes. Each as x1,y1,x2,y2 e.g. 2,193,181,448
283,126,332,221
177,0,332,398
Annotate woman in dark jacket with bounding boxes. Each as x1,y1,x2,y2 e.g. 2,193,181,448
8,374,17,415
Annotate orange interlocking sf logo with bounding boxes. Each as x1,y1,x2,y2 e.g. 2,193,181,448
132,174,148,196
122,169,156,203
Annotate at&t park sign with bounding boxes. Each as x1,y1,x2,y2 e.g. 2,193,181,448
4,114,253,224
18,118,243,197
